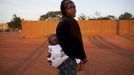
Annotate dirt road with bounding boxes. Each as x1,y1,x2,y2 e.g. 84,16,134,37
0,32,134,75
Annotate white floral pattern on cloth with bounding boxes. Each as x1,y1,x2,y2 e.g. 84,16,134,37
47,44,69,68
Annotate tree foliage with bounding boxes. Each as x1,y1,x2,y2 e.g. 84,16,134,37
118,12,133,20
95,15,116,20
8,14,22,31
87,15,116,20
78,12,134,20
78,14,87,20
39,11,134,20
106,15,117,20
39,11,62,20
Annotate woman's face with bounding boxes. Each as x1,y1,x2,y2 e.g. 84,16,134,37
65,2,76,18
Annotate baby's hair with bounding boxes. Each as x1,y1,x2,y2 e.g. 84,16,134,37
48,33,59,45
48,33,57,41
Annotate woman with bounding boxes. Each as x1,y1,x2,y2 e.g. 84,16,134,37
56,0,87,75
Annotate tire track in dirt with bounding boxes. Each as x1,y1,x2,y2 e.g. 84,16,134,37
119,35,134,41
88,36,134,60
3,40,48,75
88,36,109,49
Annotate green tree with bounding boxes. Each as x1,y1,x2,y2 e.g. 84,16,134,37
78,14,87,20
130,17,134,20
39,11,61,20
88,17,96,20
106,15,116,20
97,17,111,20
118,12,133,20
95,15,116,20
8,14,22,31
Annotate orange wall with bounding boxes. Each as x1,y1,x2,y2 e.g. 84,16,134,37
22,20,134,39
78,20,117,35
22,20,59,39
119,20,134,36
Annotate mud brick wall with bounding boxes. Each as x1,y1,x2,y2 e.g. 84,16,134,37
22,20,134,39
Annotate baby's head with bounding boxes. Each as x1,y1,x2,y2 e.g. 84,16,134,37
48,33,59,45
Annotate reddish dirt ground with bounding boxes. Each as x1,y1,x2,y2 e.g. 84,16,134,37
0,32,134,75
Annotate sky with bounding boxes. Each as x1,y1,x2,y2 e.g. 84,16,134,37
0,0,134,23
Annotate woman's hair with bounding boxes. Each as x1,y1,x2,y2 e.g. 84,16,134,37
60,0,74,17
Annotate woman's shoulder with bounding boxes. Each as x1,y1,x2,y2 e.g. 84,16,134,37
57,19,71,28
60,19,70,24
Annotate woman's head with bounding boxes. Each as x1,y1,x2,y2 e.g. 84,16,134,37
60,0,76,18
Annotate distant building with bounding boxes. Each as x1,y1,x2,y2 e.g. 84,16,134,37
0,23,9,32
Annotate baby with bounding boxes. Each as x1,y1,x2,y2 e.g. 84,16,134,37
47,33,81,68
47,33,69,68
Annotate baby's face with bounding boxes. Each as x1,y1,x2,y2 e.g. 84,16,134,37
49,35,59,45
